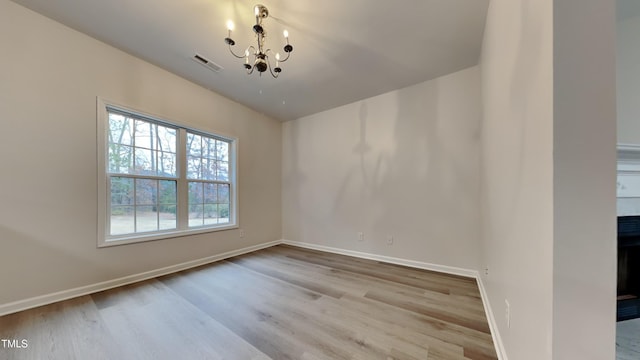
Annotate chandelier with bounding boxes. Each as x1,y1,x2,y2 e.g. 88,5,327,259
224,4,293,78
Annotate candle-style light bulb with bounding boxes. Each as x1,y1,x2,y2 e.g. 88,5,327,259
226,20,234,39
255,5,260,16
283,29,289,39
275,52,280,66
245,49,250,64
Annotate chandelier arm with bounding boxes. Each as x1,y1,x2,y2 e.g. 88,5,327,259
228,44,247,59
264,48,275,62
278,51,291,62
267,57,279,78
265,48,285,67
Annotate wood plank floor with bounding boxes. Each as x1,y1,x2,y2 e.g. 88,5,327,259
0,245,497,360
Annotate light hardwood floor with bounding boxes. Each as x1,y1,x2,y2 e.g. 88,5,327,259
0,245,497,360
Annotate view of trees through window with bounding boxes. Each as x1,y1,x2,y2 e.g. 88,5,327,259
106,109,232,238
186,132,231,227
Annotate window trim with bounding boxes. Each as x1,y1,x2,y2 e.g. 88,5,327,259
97,97,239,247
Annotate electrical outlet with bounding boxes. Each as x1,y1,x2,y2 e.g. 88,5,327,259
505,299,511,328
484,267,489,276
386,235,394,245
239,229,245,238
358,232,364,241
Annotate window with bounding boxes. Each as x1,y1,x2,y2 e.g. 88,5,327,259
97,99,237,246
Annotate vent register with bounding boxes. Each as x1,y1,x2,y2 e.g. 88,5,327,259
192,53,223,73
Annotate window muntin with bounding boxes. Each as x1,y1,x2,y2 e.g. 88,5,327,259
99,101,237,246
109,177,178,235
188,182,231,227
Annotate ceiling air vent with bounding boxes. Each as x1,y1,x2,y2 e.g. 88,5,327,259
192,53,223,73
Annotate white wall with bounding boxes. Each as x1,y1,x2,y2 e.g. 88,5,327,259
282,66,482,271
617,198,640,215
617,156,640,215
0,0,281,306
616,13,640,215
479,0,554,358
552,0,617,358
481,0,617,359
617,13,640,145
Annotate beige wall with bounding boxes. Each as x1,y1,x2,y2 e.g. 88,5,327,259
282,66,482,270
479,0,554,358
0,0,281,306
552,0,617,358
481,0,617,359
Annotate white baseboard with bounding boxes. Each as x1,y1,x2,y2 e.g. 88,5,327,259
283,239,506,360
0,240,282,317
281,239,477,278
476,275,508,360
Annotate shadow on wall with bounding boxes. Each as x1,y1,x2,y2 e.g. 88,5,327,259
339,75,480,263
283,67,482,267
332,102,379,212
369,84,439,254
502,0,544,228
481,0,549,277
329,102,386,252
380,77,480,264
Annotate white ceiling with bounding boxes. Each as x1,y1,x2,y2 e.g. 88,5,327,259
10,0,489,121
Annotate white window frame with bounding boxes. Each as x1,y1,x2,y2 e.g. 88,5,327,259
97,98,238,247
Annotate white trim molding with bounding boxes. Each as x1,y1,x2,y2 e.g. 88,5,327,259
618,143,640,162
476,276,508,360
281,240,477,278
0,240,281,317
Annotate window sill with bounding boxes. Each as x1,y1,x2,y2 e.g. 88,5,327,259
98,224,239,248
